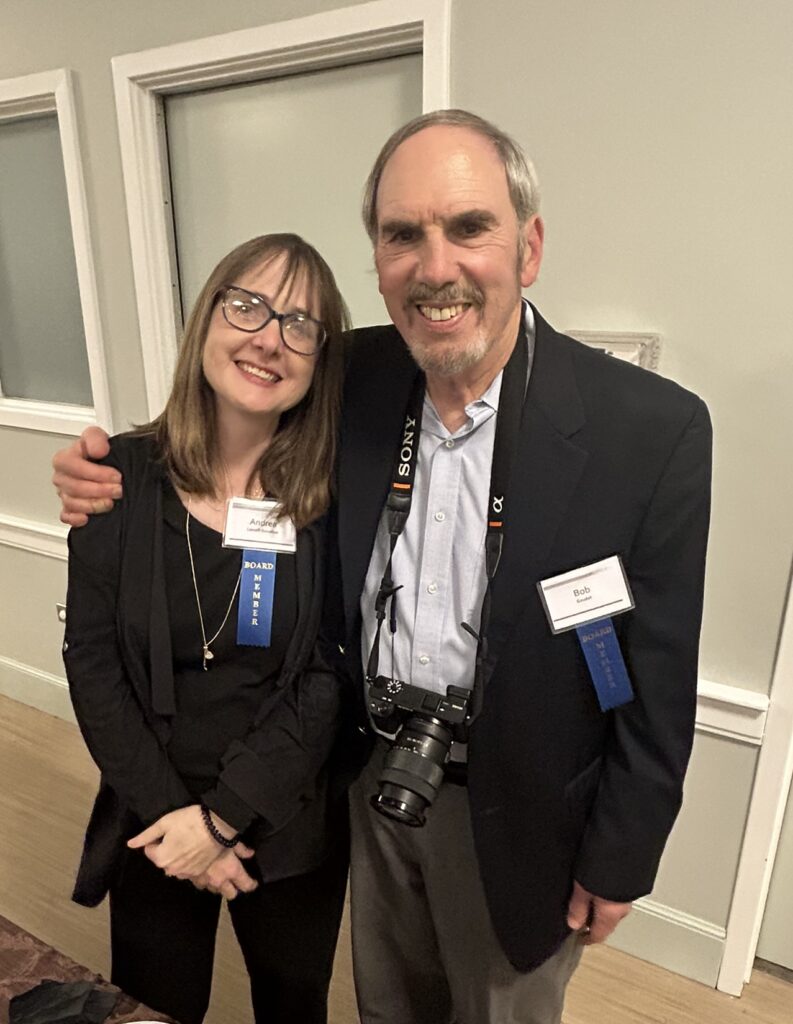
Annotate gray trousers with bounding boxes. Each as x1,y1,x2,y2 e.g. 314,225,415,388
349,739,583,1024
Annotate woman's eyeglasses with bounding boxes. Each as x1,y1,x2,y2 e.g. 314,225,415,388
219,285,326,355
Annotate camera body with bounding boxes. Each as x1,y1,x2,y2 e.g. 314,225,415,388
367,676,471,827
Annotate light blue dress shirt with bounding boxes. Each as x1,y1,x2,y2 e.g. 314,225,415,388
361,303,536,720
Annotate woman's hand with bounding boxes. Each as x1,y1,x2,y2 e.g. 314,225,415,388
127,805,253,879
191,850,259,900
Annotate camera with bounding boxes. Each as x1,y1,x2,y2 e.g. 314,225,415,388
367,676,471,827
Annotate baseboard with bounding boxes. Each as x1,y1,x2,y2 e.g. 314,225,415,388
607,896,726,987
0,654,75,723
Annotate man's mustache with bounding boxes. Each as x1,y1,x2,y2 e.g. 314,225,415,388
405,284,484,307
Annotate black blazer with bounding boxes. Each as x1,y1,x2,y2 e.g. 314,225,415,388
333,306,711,971
63,434,345,907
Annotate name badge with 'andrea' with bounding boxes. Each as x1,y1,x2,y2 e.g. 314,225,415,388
223,497,297,553
537,555,634,634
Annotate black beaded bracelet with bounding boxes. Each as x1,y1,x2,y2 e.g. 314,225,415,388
200,803,240,848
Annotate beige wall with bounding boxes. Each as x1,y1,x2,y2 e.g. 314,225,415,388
451,0,793,694
1,0,791,987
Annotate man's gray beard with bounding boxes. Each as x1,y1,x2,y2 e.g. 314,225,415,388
407,331,491,378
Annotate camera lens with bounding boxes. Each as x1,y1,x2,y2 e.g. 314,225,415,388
370,717,453,827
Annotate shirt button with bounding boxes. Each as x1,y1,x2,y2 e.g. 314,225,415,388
445,439,455,449
427,582,438,594
419,655,430,665
434,511,446,522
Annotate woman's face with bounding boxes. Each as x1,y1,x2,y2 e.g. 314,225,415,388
202,255,319,431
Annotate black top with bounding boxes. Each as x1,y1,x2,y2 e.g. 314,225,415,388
161,479,297,798
65,433,345,906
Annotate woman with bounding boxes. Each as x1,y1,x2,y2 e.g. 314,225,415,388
63,234,350,1024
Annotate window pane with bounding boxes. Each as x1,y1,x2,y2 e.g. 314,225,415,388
0,114,92,405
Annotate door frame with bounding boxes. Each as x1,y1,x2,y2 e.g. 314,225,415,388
111,0,452,417
718,561,793,994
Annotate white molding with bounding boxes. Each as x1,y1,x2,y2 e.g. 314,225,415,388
634,895,726,941
0,396,96,436
111,0,452,416
718,572,793,995
0,69,113,434
609,895,726,988
695,678,769,746
0,654,74,723
53,69,113,432
0,512,68,561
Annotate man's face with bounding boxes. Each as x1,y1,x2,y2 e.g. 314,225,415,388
374,125,543,380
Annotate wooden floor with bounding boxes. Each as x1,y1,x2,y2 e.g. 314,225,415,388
1,692,790,1023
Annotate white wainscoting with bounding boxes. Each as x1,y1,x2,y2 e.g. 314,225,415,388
0,654,74,722
0,512,68,561
0,514,71,717
610,680,768,987
0,516,775,991
608,896,727,987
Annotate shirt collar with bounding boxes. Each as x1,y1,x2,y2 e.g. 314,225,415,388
423,299,535,437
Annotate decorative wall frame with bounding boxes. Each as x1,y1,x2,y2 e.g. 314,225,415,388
112,0,452,417
568,330,661,371
0,69,112,434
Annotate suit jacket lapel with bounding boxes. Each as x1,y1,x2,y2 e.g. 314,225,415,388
485,308,589,680
338,315,588,681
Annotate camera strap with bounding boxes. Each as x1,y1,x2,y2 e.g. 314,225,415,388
366,317,530,725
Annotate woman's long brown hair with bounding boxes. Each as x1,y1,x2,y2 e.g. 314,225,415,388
134,234,349,529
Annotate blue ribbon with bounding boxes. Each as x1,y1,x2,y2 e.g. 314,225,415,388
236,549,277,647
576,618,634,711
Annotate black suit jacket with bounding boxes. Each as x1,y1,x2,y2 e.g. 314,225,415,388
63,434,345,906
333,306,711,970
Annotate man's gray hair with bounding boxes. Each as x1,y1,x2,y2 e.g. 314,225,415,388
361,109,540,244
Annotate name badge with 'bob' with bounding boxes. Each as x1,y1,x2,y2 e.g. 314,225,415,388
537,555,634,634
538,556,635,711
222,497,297,553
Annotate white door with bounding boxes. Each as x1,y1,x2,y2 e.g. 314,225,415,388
164,53,422,328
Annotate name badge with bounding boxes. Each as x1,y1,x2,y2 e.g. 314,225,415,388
223,497,297,553
537,555,634,634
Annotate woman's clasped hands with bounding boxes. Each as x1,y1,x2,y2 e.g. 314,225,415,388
127,804,258,899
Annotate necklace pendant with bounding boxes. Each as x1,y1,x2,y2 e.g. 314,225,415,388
203,646,214,671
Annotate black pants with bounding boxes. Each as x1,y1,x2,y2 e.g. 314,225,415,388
109,838,349,1024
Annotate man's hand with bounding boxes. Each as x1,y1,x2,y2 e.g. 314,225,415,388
52,425,119,527
191,850,259,900
567,880,632,945
127,805,254,880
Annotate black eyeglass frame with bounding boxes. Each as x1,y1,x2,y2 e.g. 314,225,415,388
218,285,327,356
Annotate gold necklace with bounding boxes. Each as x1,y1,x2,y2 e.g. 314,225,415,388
185,497,241,671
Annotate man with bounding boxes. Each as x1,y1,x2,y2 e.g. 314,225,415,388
54,110,711,1024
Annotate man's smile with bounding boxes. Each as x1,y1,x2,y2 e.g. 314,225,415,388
417,303,470,323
